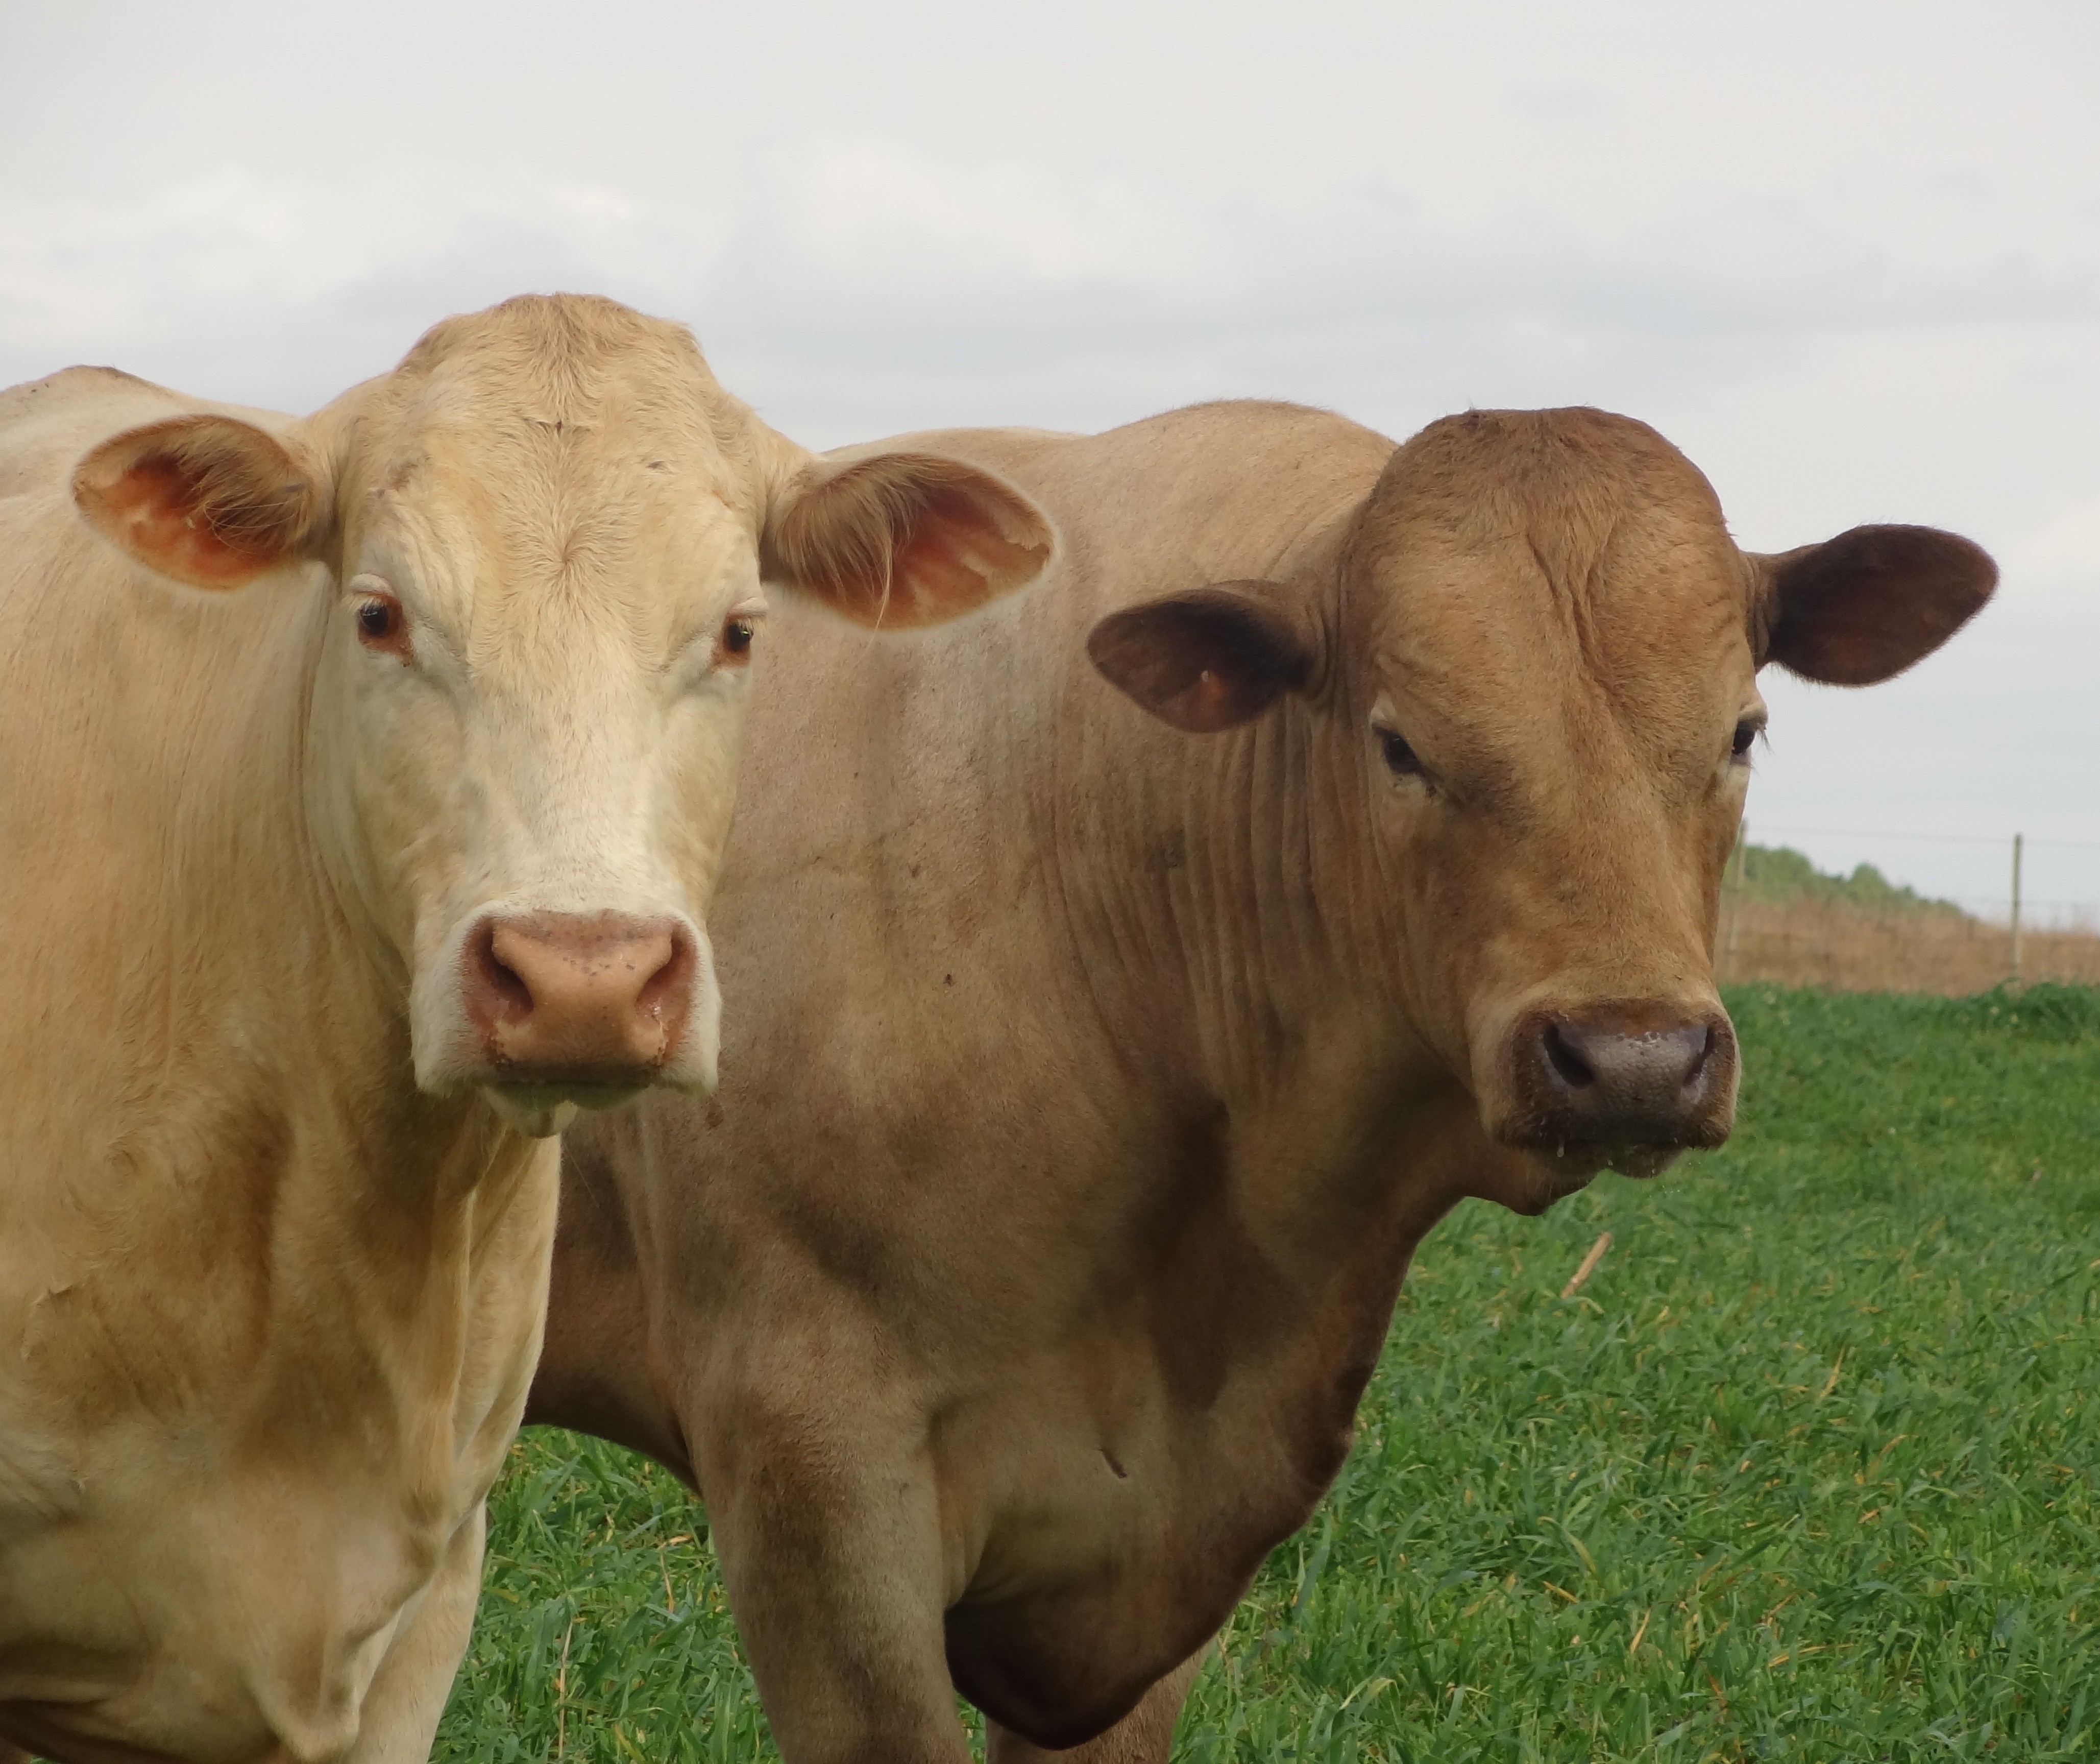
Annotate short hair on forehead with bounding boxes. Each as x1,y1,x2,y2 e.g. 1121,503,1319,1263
1348,406,1730,598
387,292,764,470
332,294,777,621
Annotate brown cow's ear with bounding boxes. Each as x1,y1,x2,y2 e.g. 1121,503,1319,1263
761,452,1054,628
1748,524,1996,685
1087,581,1318,733
73,415,334,590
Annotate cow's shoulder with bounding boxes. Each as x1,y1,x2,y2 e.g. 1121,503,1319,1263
1063,402,1397,588
1118,397,1390,456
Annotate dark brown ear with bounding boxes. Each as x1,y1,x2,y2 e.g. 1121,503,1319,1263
72,415,333,590
1086,582,1318,733
1750,524,1996,685
761,452,1054,629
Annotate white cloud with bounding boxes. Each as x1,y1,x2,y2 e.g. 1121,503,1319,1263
784,139,1190,285
2015,495,2100,579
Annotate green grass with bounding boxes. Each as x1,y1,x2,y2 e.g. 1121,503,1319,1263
437,987,2100,1762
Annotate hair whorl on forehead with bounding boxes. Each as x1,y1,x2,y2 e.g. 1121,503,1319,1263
1345,406,1721,593
1380,407,1697,513
396,294,719,403
381,292,772,500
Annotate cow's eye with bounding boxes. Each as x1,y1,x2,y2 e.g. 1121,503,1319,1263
715,610,762,668
1730,718,1763,761
1379,728,1425,779
354,592,410,661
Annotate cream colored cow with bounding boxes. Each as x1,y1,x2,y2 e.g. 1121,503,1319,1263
0,294,1051,1764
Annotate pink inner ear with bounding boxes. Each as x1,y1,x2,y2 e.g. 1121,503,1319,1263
100,456,284,588
880,486,1050,626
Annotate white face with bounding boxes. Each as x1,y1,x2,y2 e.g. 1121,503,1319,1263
310,447,768,1135
70,299,1058,1145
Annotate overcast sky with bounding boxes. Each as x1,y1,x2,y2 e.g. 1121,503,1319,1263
5,0,2095,919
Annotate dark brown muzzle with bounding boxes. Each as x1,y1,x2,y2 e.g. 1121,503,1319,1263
1508,1001,1738,1155
462,911,696,1085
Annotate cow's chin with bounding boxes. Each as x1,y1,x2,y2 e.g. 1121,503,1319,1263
1530,1142,1687,1186
1481,1142,1688,1216
481,1080,657,1139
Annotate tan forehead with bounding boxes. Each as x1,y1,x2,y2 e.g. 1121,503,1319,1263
343,299,763,591
1362,408,1751,687
352,296,758,502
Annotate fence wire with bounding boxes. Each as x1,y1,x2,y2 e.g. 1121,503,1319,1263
1720,823,2100,995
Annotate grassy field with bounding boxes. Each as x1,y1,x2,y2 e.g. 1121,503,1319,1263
437,986,2100,1763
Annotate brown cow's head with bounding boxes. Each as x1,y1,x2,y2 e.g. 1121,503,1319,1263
1090,408,1992,1196
72,295,1053,1136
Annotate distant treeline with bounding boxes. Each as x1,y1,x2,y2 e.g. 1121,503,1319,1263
1727,843,1963,918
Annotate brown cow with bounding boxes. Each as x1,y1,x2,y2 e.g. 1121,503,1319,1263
528,400,1993,1762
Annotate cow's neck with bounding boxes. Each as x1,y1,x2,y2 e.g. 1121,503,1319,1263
1048,570,1431,1129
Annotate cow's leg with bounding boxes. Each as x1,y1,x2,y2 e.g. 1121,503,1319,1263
341,1502,486,1763
982,1648,1205,1764
711,1514,972,1764
701,1411,973,1764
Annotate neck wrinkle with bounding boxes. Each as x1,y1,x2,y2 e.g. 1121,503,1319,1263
1039,557,1424,1130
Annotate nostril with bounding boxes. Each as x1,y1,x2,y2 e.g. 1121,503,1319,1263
634,928,694,1024
1542,1022,1596,1089
471,920,535,1024
1680,1025,1714,1091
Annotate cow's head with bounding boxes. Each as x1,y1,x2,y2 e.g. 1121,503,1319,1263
1090,408,1991,1196
72,294,1053,1135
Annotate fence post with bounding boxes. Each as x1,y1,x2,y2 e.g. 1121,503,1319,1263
2010,832,2023,985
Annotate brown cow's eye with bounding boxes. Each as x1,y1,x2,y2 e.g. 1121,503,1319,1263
1731,719,1760,760
1379,729,1424,778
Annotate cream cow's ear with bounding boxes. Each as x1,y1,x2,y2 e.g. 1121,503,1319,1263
73,415,334,591
1087,581,1320,734
1746,524,1996,685
761,452,1054,629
